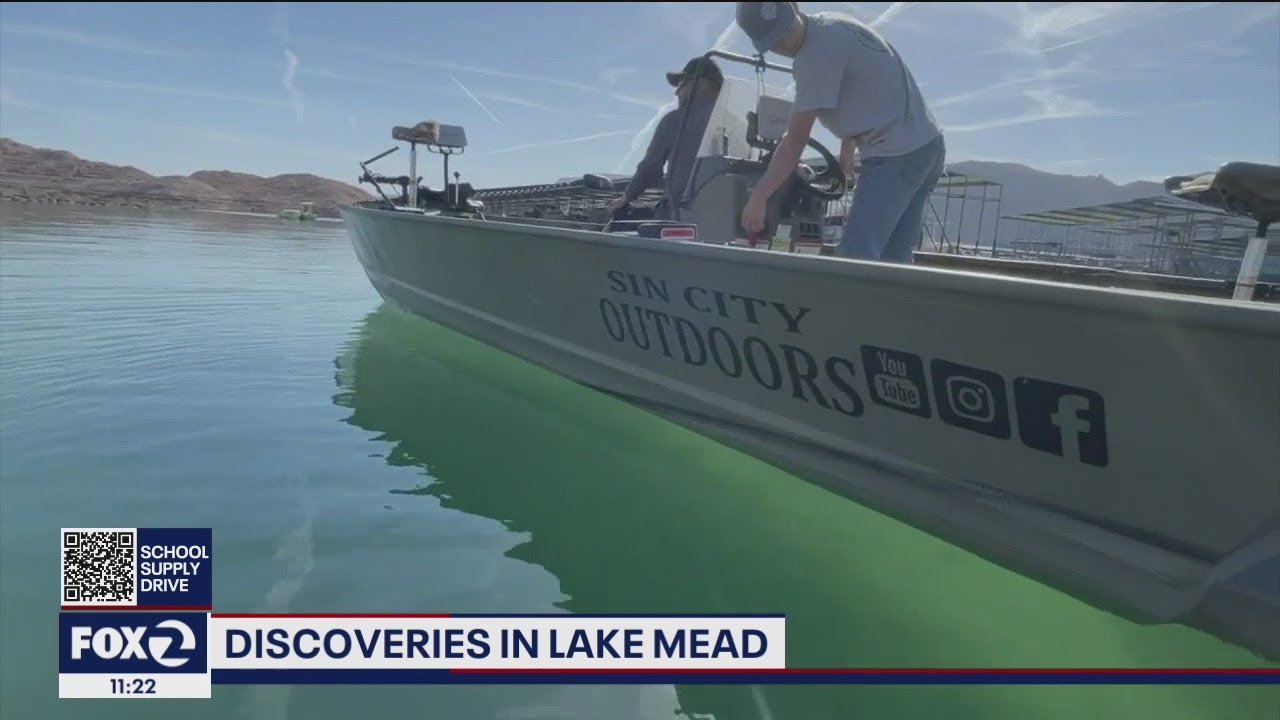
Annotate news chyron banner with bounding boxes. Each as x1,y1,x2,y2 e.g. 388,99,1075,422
57,527,786,699
59,528,214,698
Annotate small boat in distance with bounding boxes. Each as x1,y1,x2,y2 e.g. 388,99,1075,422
339,50,1280,661
278,201,316,221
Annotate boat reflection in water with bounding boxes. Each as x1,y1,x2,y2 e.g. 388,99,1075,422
331,306,1277,720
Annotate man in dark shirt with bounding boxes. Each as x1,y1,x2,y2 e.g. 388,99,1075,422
611,56,724,220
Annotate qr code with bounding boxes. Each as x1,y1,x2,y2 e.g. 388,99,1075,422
61,528,137,605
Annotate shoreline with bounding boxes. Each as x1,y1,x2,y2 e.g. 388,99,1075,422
0,192,347,219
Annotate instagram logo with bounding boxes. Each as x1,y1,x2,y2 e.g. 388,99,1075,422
946,376,995,423
931,360,1010,439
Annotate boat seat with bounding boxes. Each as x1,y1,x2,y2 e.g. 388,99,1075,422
392,121,467,149
1164,162,1280,226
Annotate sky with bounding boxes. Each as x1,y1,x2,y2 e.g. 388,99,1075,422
1,2,1277,189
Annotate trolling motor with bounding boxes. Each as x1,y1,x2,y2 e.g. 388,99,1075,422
358,147,416,207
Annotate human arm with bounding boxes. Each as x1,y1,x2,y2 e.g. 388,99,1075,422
740,23,845,236
612,113,673,210
740,109,818,236
840,137,855,177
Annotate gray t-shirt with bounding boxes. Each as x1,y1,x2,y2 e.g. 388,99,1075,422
792,12,941,159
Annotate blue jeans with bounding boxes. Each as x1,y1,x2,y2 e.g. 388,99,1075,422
837,136,946,264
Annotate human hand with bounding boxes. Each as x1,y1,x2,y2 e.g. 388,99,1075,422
741,193,767,237
610,196,630,212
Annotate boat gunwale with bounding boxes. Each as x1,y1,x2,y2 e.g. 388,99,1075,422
339,202,1280,335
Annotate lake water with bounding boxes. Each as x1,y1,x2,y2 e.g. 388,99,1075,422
0,204,1275,719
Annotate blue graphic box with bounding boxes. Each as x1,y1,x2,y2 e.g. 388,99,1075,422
135,528,213,609
59,611,208,674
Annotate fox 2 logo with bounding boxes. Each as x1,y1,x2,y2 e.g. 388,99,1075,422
59,613,207,674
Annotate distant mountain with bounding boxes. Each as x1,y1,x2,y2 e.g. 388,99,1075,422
0,137,1189,229
919,160,1172,252
0,138,372,218
945,160,1166,217
561,159,1168,219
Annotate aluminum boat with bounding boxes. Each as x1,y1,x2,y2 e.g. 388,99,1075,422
340,51,1280,660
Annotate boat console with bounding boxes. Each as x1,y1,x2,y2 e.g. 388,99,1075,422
670,74,847,249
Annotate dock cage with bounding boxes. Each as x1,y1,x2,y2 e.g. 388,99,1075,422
473,178,663,226
997,196,1280,281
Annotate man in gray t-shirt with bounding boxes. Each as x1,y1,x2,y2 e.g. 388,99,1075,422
611,57,724,221
735,1,945,263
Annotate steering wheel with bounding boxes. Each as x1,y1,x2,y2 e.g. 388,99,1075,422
792,137,847,201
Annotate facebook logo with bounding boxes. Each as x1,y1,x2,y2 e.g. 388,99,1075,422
1014,378,1108,467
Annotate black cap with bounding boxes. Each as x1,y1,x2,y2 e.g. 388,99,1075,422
666,56,724,89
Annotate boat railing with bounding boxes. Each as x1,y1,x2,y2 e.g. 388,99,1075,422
472,177,666,228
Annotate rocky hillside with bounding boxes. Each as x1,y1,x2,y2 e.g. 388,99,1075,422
0,138,372,217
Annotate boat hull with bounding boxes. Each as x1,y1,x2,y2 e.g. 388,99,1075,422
341,203,1280,660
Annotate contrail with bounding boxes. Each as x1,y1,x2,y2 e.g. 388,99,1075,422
478,130,631,157
711,19,739,51
451,75,500,123
871,1,918,29
283,49,304,125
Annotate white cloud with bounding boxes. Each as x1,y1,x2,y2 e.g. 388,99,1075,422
974,2,1223,56
314,41,665,111
194,130,256,145
1233,2,1280,39
933,58,1099,109
654,2,727,50
478,93,554,112
475,130,632,157
4,67,288,107
0,23,193,57
600,67,639,85
271,2,291,45
944,88,1117,133
0,87,40,110
283,49,304,126
870,2,919,29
